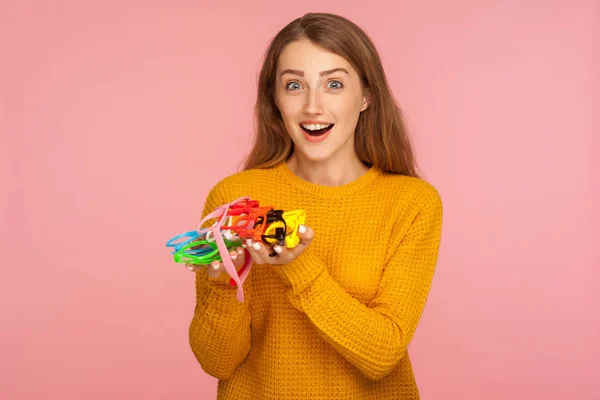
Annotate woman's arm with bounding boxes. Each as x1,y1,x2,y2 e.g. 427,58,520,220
188,183,252,380
272,187,443,381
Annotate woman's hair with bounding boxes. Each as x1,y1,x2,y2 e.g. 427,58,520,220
242,12,420,178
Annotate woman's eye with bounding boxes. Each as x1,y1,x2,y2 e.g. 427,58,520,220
327,80,343,89
286,82,301,91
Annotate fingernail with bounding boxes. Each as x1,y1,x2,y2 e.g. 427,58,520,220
186,265,195,271
298,225,306,234
274,246,282,254
231,253,237,260
252,242,261,251
237,248,244,255
211,263,220,270
246,239,253,246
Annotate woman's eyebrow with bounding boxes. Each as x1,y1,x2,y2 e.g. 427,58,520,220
279,68,350,78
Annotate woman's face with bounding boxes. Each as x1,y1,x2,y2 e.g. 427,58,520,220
274,39,370,164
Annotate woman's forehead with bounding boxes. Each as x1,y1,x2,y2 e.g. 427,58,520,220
277,41,355,77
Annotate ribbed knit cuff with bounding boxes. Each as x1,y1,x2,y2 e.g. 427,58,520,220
273,247,324,292
205,263,244,287
207,271,234,286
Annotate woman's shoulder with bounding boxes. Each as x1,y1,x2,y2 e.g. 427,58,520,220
378,171,440,199
220,166,276,185
372,171,442,215
208,166,278,198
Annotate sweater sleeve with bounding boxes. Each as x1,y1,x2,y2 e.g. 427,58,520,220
188,183,252,380
272,186,443,381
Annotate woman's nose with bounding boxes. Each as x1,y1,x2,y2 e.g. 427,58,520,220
304,90,324,115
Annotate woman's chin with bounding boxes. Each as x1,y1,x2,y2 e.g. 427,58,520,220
296,149,333,163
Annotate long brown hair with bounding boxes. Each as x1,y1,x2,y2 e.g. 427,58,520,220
241,12,421,178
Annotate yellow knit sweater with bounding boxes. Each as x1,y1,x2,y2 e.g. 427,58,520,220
189,161,443,399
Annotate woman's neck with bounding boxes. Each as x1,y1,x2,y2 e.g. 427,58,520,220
286,152,369,187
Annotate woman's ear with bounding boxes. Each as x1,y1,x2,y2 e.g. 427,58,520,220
360,89,371,112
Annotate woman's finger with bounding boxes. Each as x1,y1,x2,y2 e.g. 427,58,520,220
185,263,199,272
207,260,222,278
230,247,245,268
290,225,314,258
251,239,282,264
269,244,290,264
246,238,266,264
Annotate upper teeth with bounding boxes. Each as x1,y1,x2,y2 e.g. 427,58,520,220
302,123,331,131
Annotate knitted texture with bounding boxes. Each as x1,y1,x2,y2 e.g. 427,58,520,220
188,161,443,399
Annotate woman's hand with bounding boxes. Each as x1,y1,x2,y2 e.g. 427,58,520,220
185,246,246,278
245,224,314,265
184,224,314,275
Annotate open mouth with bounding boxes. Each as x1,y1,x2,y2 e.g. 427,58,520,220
300,123,334,136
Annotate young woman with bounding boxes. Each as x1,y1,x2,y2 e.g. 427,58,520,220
187,12,443,400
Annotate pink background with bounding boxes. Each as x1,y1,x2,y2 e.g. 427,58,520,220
1,1,598,399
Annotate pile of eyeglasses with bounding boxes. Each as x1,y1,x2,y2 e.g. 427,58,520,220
166,196,306,302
